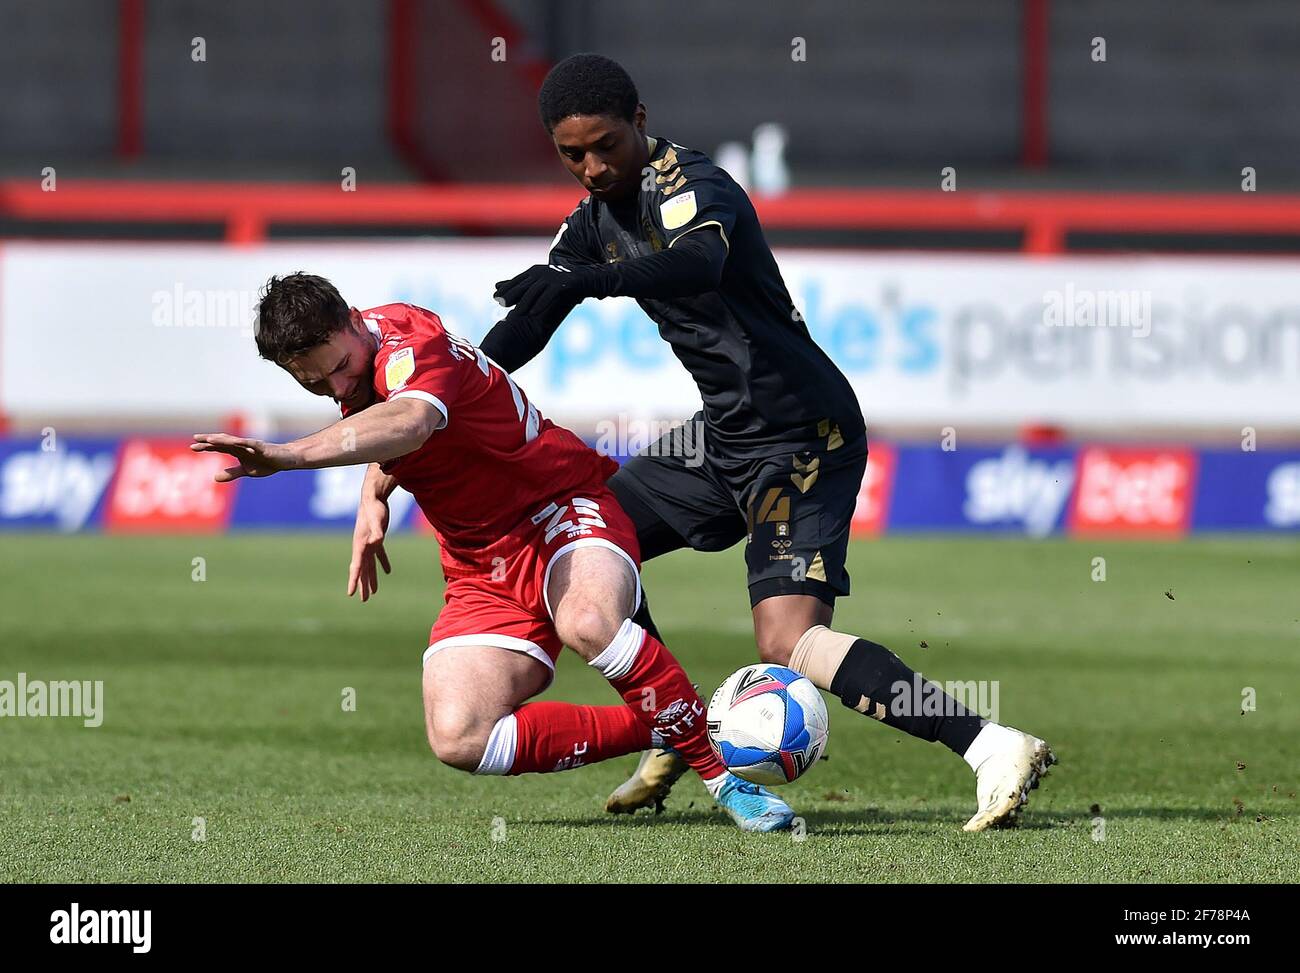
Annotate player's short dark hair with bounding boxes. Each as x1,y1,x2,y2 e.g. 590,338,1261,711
254,272,351,365
538,53,638,132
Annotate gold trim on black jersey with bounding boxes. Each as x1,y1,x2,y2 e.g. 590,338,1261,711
667,220,730,251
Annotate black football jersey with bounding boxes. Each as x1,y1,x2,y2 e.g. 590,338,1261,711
548,136,865,460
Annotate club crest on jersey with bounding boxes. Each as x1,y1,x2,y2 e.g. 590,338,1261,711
384,346,415,392
659,189,697,230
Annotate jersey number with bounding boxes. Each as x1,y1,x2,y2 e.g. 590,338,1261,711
531,497,607,544
446,330,539,442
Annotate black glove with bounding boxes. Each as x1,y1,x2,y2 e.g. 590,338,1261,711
493,264,602,318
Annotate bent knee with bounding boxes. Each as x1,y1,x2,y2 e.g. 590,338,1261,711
426,710,489,772
430,733,485,773
555,605,622,660
755,634,794,666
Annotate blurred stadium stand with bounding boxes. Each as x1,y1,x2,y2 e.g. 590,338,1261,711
4,0,1300,188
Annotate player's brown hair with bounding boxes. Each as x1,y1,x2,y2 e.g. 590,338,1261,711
254,272,352,365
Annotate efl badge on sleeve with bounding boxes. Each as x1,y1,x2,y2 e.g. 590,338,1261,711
384,346,415,392
660,189,697,230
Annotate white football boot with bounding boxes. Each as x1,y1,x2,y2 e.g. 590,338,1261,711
962,724,1057,832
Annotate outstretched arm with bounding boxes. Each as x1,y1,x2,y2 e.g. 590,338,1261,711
593,227,727,299
479,297,580,373
191,396,443,482
485,228,728,369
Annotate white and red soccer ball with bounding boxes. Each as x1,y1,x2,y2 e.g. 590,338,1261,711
707,664,829,785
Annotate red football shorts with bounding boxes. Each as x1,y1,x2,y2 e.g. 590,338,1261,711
422,487,642,685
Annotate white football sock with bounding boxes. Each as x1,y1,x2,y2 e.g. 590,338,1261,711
962,722,1020,772
473,713,518,776
703,772,728,798
587,618,644,680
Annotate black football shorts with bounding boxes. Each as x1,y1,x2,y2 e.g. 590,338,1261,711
607,413,868,608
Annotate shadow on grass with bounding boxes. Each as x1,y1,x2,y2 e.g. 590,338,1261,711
1087,806,1298,822
516,803,1296,834
517,806,1032,834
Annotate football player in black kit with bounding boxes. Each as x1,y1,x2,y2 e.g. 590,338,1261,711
481,53,1056,831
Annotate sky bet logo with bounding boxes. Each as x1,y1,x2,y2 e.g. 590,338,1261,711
0,445,115,530
963,447,1075,537
50,903,151,953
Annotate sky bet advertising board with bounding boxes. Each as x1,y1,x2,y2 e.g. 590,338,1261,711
2,436,1297,536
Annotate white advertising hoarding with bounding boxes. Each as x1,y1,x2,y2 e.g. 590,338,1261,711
2,241,1298,426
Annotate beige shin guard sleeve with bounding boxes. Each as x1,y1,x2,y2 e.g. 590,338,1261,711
788,625,858,692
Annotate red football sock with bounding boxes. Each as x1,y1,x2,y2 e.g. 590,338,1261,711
592,620,728,782
508,700,650,775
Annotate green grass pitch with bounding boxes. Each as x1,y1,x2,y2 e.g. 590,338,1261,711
1,533,1295,883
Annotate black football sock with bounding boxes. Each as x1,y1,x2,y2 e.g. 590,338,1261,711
828,639,985,756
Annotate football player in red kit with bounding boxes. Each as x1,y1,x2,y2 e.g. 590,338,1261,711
191,272,793,831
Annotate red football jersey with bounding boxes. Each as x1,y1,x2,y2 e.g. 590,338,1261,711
342,303,617,570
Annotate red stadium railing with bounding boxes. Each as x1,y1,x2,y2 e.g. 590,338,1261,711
4,181,1300,252
1020,0,1050,168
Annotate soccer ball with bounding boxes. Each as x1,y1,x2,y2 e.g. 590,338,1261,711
706,664,829,785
